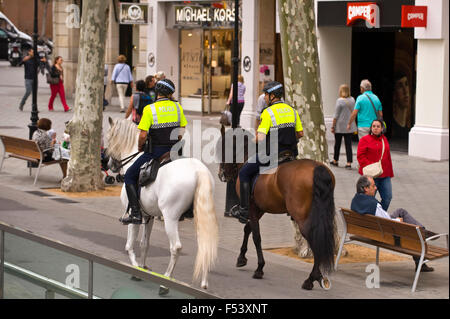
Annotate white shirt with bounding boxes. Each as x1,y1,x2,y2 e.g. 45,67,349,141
375,203,401,222
256,94,266,118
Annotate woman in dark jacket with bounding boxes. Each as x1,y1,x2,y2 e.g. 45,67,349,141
48,56,70,112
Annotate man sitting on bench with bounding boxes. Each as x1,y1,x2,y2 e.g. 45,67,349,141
351,175,437,272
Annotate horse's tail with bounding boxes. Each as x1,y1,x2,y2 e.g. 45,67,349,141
193,169,219,283
307,165,336,275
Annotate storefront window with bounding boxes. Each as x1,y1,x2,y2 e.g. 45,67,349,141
203,29,233,113
180,28,234,113
180,29,203,112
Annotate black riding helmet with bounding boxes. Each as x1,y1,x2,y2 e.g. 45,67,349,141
263,81,284,105
155,79,175,98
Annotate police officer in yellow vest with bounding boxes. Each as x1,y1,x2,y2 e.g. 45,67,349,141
231,81,304,223
120,79,187,225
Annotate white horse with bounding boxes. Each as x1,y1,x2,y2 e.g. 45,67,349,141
106,117,219,290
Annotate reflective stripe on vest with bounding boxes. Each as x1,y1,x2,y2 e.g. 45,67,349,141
266,103,296,130
149,100,181,129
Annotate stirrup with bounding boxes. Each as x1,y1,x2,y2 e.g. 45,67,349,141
119,212,142,225
230,205,248,224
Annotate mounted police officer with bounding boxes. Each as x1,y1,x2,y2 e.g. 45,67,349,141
231,81,304,224
120,79,187,225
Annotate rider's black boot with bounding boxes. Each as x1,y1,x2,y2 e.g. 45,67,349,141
231,182,250,224
120,184,143,225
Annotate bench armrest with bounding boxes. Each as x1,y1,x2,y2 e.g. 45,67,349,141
425,233,449,243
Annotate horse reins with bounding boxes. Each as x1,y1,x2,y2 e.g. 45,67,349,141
114,151,141,171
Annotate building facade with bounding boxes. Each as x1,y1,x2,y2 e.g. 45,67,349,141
15,0,447,161
316,0,448,160
146,0,448,160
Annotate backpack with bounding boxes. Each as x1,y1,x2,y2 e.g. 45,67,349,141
137,92,152,116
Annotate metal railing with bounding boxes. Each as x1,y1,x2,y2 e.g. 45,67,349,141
0,221,218,299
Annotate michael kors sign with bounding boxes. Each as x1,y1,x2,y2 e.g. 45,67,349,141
167,2,240,29
176,6,235,23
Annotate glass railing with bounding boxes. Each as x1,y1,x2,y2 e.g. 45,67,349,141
0,221,219,299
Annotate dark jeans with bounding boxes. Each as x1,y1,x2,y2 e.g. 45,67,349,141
230,102,244,126
124,146,171,185
239,154,272,184
333,133,353,163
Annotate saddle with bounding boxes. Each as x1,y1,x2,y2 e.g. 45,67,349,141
138,151,172,187
278,150,296,164
251,150,296,194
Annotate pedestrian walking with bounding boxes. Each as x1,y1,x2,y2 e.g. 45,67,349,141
357,119,393,211
48,56,71,112
111,55,134,113
330,84,356,169
226,74,246,127
144,75,156,102
103,64,109,109
347,79,382,139
125,79,152,125
18,48,46,111
154,71,166,82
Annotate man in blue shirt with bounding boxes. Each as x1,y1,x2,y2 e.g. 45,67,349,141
347,79,382,139
351,175,438,272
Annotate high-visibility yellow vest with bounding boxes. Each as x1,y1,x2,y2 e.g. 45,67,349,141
138,98,187,147
257,101,303,154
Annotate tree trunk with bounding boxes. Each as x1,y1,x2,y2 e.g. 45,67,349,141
278,0,346,258
61,0,109,192
40,0,49,39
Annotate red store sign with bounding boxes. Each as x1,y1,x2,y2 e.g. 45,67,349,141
401,5,427,28
347,2,380,28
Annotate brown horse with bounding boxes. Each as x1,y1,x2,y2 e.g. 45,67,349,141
218,126,336,290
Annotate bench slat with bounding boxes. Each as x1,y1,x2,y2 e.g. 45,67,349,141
350,236,448,260
342,208,422,239
427,246,449,259
1,135,41,160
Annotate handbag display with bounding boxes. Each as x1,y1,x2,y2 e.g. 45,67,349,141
362,138,385,178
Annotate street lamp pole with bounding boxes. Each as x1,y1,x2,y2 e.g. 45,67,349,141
224,0,241,217
231,0,239,129
28,0,39,140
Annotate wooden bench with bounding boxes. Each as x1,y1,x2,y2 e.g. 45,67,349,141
0,134,66,185
335,207,449,292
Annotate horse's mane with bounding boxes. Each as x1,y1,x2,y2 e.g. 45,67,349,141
106,119,139,159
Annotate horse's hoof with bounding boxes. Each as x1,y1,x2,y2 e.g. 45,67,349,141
301,280,314,290
236,257,247,267
159,285,170,296
320,277,331,290
130,276,142,281
252,271,264,279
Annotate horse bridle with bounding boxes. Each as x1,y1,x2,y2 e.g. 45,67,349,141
110,151,141,172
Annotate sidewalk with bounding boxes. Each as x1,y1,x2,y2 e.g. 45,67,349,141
0,61,448,298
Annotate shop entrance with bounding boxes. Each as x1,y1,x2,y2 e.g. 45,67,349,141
351,29,416,151
180,29,234,113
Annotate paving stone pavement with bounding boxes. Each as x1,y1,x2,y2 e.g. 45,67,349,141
0,61,448,299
